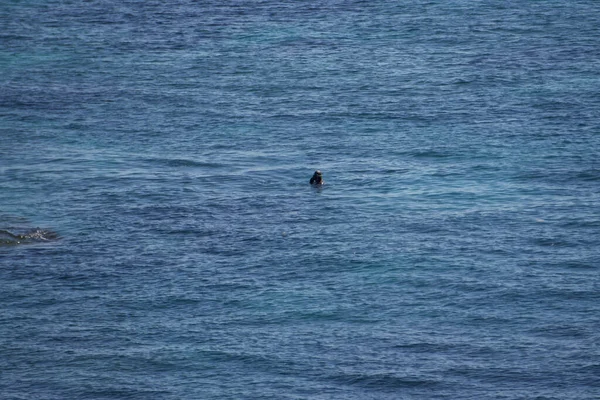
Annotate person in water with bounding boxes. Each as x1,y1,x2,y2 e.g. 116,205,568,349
310,170,324,185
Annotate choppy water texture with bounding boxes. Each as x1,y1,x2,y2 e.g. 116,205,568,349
1,1,600,399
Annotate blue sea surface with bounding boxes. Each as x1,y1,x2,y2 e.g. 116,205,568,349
1,1,599,399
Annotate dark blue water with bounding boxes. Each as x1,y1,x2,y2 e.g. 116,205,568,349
2,1,599,399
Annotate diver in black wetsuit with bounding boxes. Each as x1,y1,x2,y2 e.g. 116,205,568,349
310,170,324,185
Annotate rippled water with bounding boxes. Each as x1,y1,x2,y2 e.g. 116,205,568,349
1,1,599,399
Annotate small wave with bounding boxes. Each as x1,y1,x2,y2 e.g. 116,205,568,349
0,228,59,246
410,150,453,159
575,169,600,181
329,371,438,390
143,157,222,169
529,236,575,248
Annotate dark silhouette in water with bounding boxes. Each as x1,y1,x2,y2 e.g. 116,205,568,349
310,170,324,185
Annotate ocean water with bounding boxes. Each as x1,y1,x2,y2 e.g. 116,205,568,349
1,0,599,398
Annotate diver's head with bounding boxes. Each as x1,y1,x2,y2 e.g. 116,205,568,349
311,170,323,184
